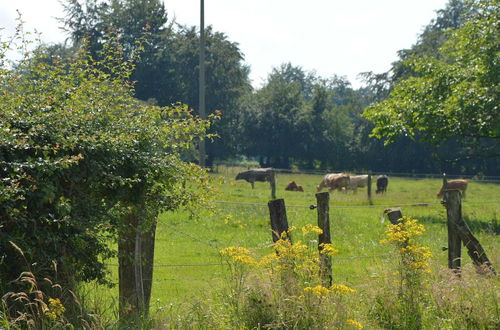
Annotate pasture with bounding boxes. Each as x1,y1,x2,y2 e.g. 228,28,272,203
88,167,500,324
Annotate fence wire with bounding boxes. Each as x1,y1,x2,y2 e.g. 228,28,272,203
214,199,500,209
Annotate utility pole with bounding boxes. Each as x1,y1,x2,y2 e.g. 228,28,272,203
199,0,206,167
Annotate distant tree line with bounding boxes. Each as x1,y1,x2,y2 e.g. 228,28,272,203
53,0,498,175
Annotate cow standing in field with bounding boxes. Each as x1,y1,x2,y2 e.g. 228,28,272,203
235,168,275,189
345,174,369,193
376,175,389,194
437,179,468,198
317,173,350,192
285,181,304,192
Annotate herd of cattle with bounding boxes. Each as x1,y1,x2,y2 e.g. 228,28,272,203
235,168,469,198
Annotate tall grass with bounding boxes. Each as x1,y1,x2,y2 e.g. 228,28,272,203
79,169,499,327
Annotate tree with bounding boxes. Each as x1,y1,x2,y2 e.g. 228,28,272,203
61,0,251,165
364,0,499,160
243,63,312,168
0,27,212,322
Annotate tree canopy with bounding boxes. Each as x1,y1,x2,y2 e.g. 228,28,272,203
363,0,499,159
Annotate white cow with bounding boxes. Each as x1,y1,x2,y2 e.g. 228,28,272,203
345,174,369,193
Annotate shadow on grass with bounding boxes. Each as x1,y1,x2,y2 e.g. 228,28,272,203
417,215,499,235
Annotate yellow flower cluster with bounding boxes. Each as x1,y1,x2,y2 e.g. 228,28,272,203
44,298,65,320
220,225,340,276
346,319,363,329
303,284,356,297
381,216,432,274
220,246,257,266
319,243,339,256
304,285,330,296
381,216,425,245
301,223,323,235
274,238,307,258
330,284,356,295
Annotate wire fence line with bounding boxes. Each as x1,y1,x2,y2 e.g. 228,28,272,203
104,253,393,270
161,223,223,250
214,199,500,209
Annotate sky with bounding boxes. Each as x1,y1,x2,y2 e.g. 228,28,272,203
1,0,450,89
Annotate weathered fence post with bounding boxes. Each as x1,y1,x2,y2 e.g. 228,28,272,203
367,172,373,205
316,192,332,287
134,231,144,311
443,190,462,273
270,170,277,200
268,199,291,243
443,190,496,275
384,208,403,225
118,212,140,323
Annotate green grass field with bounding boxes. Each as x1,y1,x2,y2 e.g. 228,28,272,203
88,167,499,323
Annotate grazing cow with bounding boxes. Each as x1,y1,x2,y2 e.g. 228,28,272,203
376,175,389,194
235,168,275,189
437,179,468,198
345,174,369,193
317,173,350,192
285,181,304,192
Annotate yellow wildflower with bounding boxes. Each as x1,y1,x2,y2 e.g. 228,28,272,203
346,319,363,329
220,246,257,266
301,224,323,235
304,285,330,296
330,284,356,295
258,253,277,267
319,243,339,256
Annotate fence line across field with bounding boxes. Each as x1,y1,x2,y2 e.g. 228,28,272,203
214,199,500,209
104,253,393,269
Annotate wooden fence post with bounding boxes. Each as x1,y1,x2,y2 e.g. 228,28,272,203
384,208,403,225
443,190,496,275
367,172,373,204
118,212,140,323
443,190,462,273
140,218,157,313
316,192,332,287
270,170,276,200
268,199,291,243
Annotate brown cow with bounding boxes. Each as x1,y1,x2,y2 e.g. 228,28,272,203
317,173,350,192
285,181,304,192
437,179,468,198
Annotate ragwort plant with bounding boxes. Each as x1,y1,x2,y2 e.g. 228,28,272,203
371,216,432,329
220,224,363,329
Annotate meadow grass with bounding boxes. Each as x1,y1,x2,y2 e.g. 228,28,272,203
87,167,499,326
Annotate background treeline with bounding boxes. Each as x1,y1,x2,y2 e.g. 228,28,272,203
53,0,498,175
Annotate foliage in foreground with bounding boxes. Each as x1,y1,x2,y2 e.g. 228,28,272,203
0,21,213,321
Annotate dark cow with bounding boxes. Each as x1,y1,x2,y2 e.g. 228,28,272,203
376,175,389,194
437,179,468,198
235,168,275,189
285,181,304,192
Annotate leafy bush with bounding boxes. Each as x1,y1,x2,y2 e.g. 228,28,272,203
0,24,212,305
